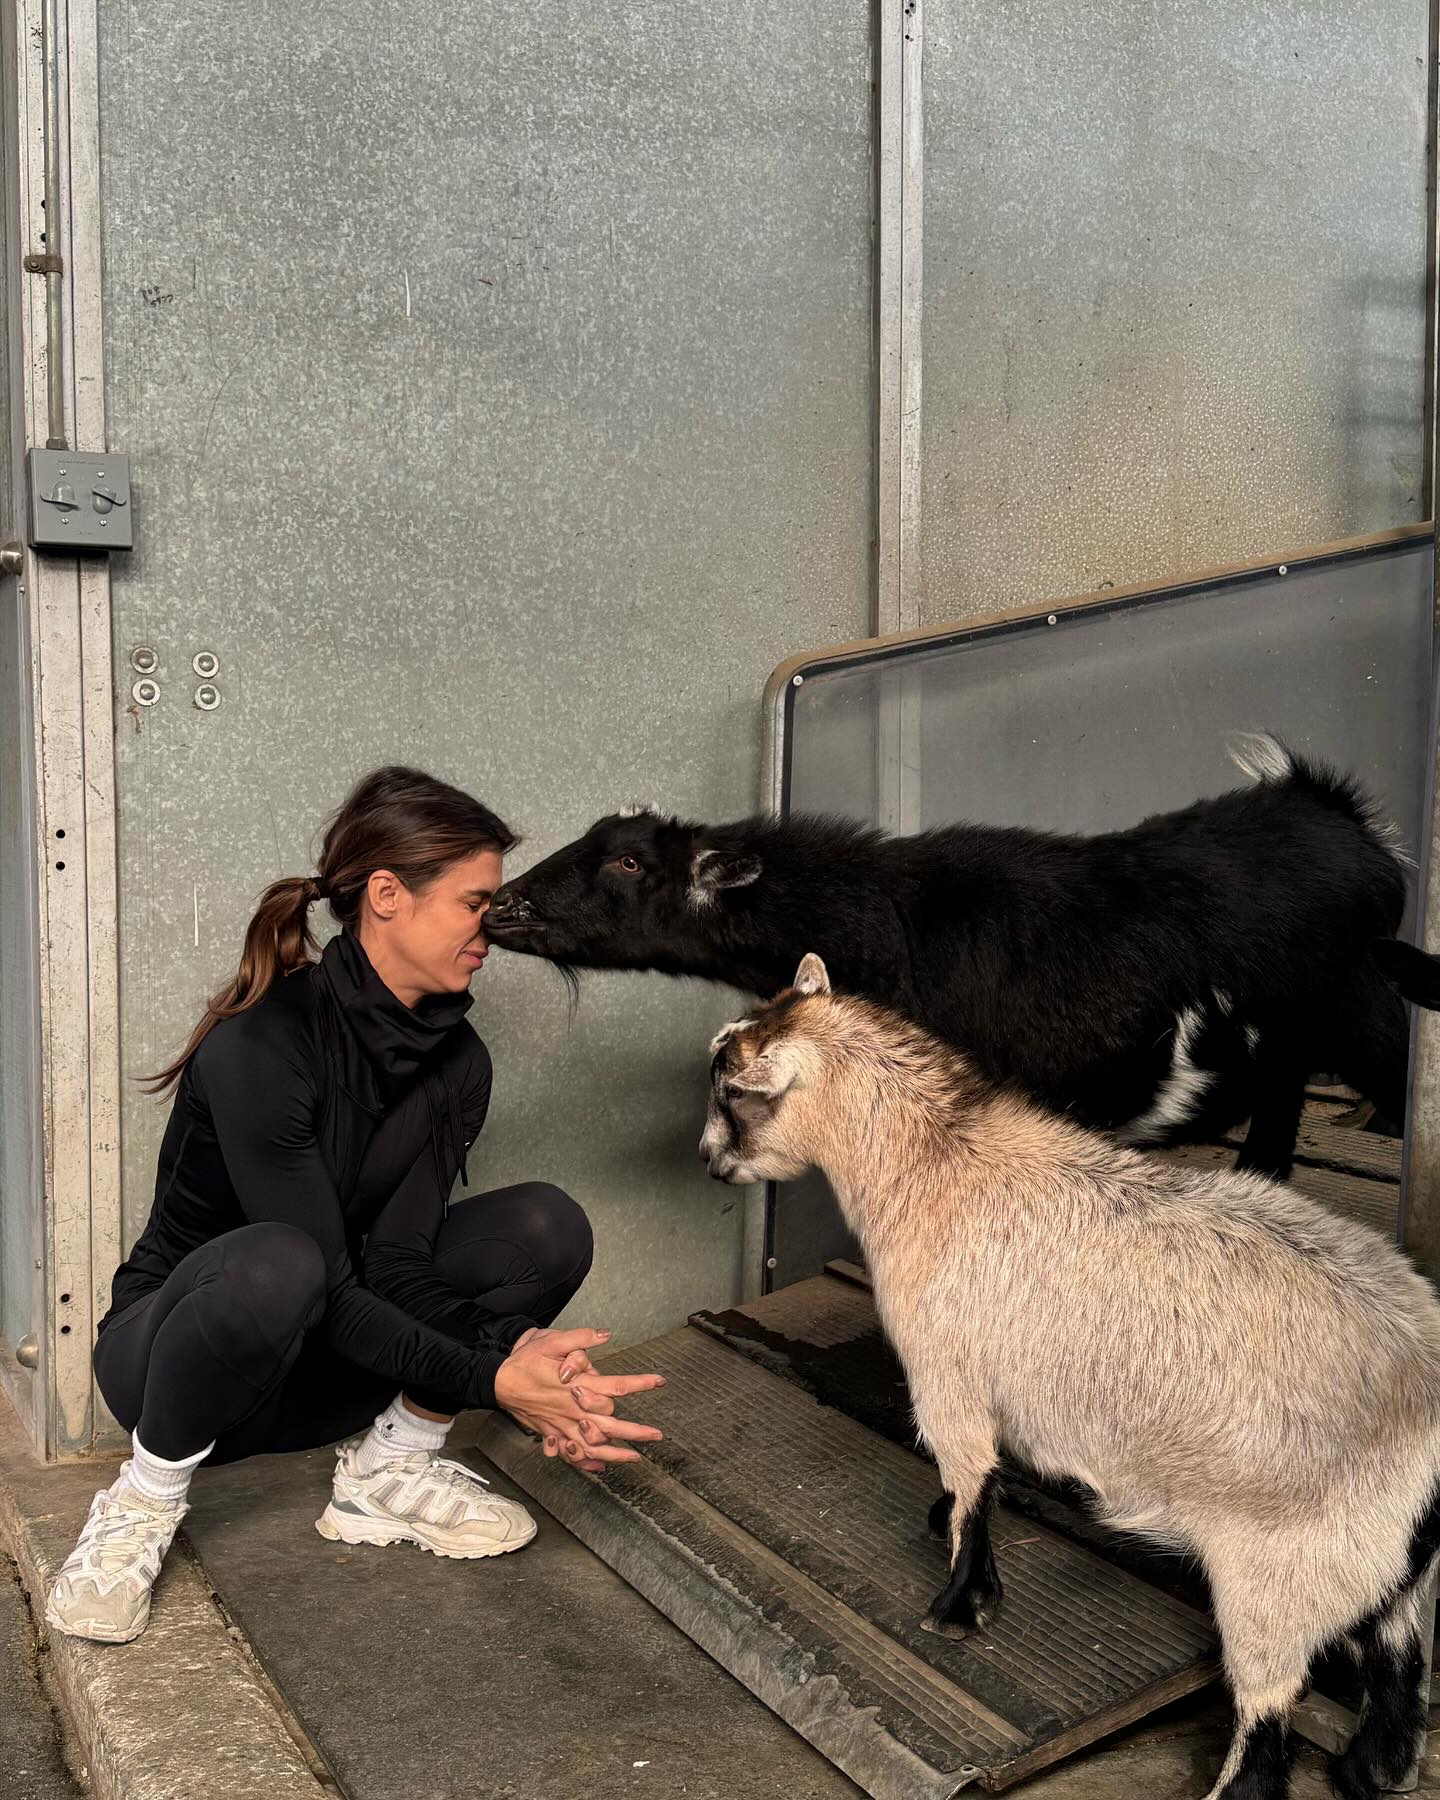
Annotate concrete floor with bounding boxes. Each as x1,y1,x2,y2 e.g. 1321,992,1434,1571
183,1435,866,1800
0,1556,82,1800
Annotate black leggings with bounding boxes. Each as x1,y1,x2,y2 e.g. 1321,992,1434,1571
94,1183,592,1465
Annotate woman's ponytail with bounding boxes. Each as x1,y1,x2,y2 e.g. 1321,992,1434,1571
144,875,321,1095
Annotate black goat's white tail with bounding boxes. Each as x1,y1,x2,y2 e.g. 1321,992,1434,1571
1227,731,1293,786
1228,731,1416,869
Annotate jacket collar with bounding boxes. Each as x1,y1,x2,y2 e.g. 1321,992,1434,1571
319,930,472,1097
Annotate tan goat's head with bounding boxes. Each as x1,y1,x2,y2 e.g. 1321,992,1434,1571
699,954,833,1185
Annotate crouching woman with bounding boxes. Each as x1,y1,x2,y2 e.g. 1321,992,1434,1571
47,766,663,1644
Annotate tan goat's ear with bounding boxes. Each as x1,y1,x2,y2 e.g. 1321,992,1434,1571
726,1040,810,1100
792,954,830,997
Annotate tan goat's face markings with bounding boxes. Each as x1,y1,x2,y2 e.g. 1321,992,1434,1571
700,958,833,1185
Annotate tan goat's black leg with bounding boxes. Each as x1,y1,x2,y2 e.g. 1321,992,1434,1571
921,1464,1002,1639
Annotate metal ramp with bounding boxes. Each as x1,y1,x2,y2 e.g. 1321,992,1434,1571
478,1117,1400,1799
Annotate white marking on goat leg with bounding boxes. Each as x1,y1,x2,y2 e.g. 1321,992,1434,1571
1118,1007,1216,1145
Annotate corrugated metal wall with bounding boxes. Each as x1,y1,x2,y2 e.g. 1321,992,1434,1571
921,0,1429,620
97,2,876,1343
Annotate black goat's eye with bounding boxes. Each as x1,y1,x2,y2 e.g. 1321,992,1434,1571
618,855,641,874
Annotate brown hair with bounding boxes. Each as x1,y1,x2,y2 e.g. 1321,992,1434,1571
146,767,517,1095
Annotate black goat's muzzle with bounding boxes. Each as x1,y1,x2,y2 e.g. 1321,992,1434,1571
486,890,538,934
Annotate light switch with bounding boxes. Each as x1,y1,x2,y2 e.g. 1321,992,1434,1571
25,449,134,551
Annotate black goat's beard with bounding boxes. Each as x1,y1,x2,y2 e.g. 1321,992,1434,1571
552,961,583,1022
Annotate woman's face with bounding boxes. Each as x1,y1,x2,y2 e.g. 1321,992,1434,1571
367,848,506,1003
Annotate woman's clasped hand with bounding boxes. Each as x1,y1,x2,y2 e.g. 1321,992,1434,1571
493,1327,664,1474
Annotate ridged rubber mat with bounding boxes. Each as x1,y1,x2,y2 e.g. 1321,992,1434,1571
479,1322,1216,1798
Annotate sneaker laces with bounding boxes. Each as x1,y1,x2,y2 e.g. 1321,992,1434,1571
421,1456,495,1501
67,1490,181,1586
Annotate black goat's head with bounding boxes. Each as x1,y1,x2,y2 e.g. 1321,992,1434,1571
486,806,763,969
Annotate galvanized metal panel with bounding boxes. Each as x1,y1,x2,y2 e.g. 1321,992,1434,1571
920,0,1429,621
771,532,1435,1283
98,1,874,1344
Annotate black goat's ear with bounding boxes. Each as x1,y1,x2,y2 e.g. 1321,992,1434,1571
688,847,762,908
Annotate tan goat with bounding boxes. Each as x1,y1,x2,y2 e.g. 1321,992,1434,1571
700,956,1440,1800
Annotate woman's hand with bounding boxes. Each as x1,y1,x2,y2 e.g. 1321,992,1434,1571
493,1327,665,1474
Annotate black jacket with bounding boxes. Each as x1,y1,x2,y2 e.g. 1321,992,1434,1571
104,932,531,1408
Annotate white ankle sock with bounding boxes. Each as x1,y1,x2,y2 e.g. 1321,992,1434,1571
121,1434,212,1506
354,1397,451,1475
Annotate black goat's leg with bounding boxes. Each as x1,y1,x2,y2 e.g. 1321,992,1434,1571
1236,1060,1305,1183
922,1464,1002,1639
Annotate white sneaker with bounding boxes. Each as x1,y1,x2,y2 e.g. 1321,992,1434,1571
315,1445,537,1560
44,1482,186,1644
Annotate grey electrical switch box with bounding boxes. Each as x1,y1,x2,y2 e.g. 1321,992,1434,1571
25,448,134,551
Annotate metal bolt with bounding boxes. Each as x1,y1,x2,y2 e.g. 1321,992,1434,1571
192,650,220,678
132,678,160,706
765,1256,778,1270
1277,564,1288,576
194,683,221,711
1047,613,1058,625
0,542,22,578
792,674,804,687
15,1334,39,1370
130,646,158,674
99,517,107,527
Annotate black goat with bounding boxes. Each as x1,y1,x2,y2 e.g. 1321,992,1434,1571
486,737,1439,1178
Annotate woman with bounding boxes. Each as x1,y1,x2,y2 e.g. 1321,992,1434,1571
46,767,664,1644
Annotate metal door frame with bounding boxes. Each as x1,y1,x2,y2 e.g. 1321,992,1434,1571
1,0,121,1458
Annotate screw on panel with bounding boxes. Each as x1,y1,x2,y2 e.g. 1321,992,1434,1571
192,650,220,678
194,683,221,711
130,646,158,674
1278,564,1288,576
765,1256,778,1269
132,678,160,706
1047,614,1058,625
792,674,804,687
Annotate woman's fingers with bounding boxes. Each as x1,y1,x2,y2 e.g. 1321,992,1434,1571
533,1327,611,1358
557,1349,593,1384
582,1372,666,1398
578,1410,663,1444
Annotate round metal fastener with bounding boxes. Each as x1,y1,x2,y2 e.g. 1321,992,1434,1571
15,1334,39,1370
792,674,804,687
132,678,160,706
1277,564,1288,576
192,650,220,678
1047,613,1058,625
0,542,23,578
194,683,221,711
130,646,158,674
